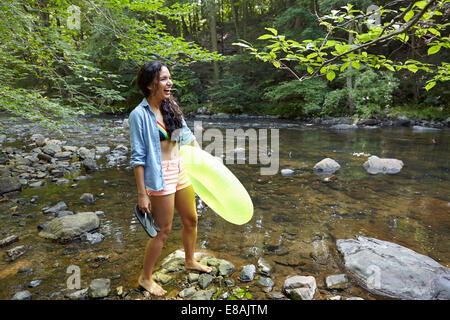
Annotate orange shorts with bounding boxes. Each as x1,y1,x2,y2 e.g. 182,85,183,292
146,158,191,196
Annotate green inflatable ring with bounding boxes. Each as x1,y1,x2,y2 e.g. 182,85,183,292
180,145,253,225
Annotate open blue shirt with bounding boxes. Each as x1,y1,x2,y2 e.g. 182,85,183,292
129,97,196,191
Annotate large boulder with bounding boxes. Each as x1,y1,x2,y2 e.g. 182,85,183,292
336,236,450,300
363,155,404,174
313,158,340,174
38,212,100,242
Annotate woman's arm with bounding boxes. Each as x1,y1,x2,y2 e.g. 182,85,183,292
133,165,147,196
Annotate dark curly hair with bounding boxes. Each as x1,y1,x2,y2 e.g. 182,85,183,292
136,61,183,139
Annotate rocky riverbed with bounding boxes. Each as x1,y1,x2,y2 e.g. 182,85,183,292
1,111,449,300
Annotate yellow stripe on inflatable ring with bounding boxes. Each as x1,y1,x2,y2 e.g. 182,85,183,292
180,145,254,225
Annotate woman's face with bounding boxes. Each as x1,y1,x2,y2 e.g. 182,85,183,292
148,66,172,101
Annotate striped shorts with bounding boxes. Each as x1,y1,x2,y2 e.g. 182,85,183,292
146,158,191,196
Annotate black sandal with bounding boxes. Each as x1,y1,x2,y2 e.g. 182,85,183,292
134,204,160,238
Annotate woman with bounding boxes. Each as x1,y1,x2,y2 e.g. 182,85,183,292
129,61,211,296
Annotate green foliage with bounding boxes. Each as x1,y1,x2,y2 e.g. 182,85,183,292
234,0,449,93
323,65,400,118
206,71,257,114
171,65,203,113
263,78,328,117
228,286,252,300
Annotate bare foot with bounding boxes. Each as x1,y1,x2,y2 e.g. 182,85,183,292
138,274,166,296
185,260,212,273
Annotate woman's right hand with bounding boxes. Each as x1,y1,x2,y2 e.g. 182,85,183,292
138,193,152,214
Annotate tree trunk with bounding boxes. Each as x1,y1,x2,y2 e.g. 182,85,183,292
231,0,240,39
208,0,220,81
347,21,355,113
242,0,248,39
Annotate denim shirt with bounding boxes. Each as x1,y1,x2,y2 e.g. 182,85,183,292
129,97,196,191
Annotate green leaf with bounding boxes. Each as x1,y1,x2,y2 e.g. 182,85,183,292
404,10,414,22
273,60,281,68
307,66,314,74
413,1,427,9
257,34,273,40
340,61,350,72
407,64,419,73
326,71,336,81
425,81,436,91
265,27,278,36
352,60,360,69
428,45,441,55
385,64,395,72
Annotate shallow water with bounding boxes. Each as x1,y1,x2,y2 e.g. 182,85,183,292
0,115,449,300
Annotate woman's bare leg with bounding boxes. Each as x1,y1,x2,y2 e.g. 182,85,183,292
175,185,212,273
138,193,175,296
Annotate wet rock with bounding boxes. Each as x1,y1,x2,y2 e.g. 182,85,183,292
238,264,256,282
283,275,317,300
0,170,22,195
43,201,68,215
330,124,357,130
80,232,104,245
267,291,286,300
179,286,197,298
88,278,110,299
363,155,404,174
82,158,99,173
225,279,235,287
153,271,172,285
77,147,95,160
65,288,88,300
336,235,450,300
29,279,43,288
95,146,110,155
54,151,72,160
5,245,27,261
38,212,100,242
325,274,349,290
29,180,45,188
188,273,199,283
217,260,235,277
80,193,95,204
281,169,294,176
42,144,61,157
0,235,19,248
198,273,214,289
37,153,53,162
30,134,46,146
412,126,441,132
257,277,274,292
11,290,32,300
313,158,340,174
257,257,272,277
190,289,214,300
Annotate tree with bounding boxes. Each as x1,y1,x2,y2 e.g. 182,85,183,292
233,0,449,92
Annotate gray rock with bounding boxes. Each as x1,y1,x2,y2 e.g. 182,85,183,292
336,235,450,300
54,151,72,160
29,180,45,188
80,232,104,244
283,275,317,300
238,264,256,282
29,279,43,288
42,144,61,156
95,146,110,155
0,170,22,194
257,257,272,277
190,289,214,300
6,245,27,261
38,212,100,242
198,273,214,289
77,147,95,160
88,278,110,299
80,193,95,204
37,153,53,162
363,155,404,174
82,158,98,172
257,277,274,290
11,290,32,300
188,273,199,283
313,158,340,174
179,286,197,298
281,169,294,176
218,260,235,277
330,124,357,130
43,201,68,215
412,125,441,132
65,288,88,300
153,271,172,285
325,274,349,290
0,235,19,248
